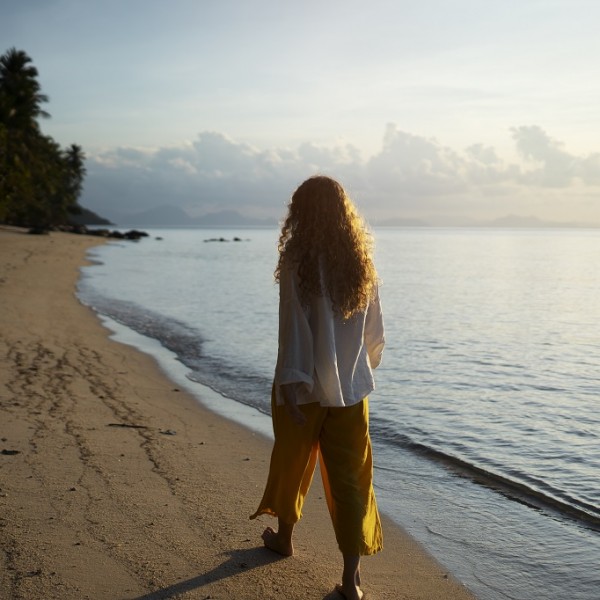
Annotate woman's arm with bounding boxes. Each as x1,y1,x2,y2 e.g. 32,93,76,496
365,287,385,369
280,382,307,426
275,267,315,395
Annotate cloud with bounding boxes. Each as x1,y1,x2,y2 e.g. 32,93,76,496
367,124,469,197
84,131,365,219
511,125,600,187
511,125,575,187
82,125,600,224
578,153,600,185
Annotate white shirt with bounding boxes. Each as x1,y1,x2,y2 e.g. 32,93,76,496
274,264,385,407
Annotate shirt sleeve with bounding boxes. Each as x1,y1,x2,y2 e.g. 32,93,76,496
364,286,385,369
274,267,315,392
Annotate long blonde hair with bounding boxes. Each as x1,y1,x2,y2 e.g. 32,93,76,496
275,175,378,319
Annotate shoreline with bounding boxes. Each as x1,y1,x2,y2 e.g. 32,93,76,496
0,228,476,599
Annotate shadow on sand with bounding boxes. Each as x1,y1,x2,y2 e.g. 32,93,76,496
128,545,342,600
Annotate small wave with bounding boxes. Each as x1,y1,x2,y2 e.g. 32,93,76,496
371,417,600,530
186,369,272,416
78,289,274,416
79,293,205,368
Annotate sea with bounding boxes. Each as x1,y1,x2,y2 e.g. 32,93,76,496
77,227,600,600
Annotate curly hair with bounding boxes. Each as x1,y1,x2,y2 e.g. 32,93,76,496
275,175,378,320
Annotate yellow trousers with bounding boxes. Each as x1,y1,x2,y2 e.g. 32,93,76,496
251,389,383,556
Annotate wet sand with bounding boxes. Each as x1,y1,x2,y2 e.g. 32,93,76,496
0,227,476,599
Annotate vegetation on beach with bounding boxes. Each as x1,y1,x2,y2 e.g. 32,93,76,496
0,47,86,232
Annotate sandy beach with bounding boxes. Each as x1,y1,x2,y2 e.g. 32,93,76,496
0,228,476,600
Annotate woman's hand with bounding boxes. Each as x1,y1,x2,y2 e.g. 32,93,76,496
281,383,307,426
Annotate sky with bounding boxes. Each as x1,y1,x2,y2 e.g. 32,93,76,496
2,0,600,225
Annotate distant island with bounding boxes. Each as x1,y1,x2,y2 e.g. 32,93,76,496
88,205,597,229
104,206,279,228
373,214,597,229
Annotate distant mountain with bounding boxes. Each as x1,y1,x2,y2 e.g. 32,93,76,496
482,214,590,228
374,214,481,227
373,216,430,227
106,205,598,229
375,214,597,228
118,205,192,227
195,209,276,227
116,205,278,228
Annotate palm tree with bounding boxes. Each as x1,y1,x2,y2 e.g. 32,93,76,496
64,144,86,200
0,48,51,228
0,48,87,231
0,123,9,221
0,47,50,130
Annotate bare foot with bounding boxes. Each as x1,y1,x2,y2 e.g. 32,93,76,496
335,582,364,600
261,526,294,556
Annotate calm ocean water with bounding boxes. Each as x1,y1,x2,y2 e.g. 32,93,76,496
78,227,600,600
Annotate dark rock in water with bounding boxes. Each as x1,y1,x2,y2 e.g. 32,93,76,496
57,224,150,241
81,227,108,237
123,229,149,241
203,236,250,243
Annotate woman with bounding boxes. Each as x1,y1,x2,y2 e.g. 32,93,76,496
251,175,385,600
